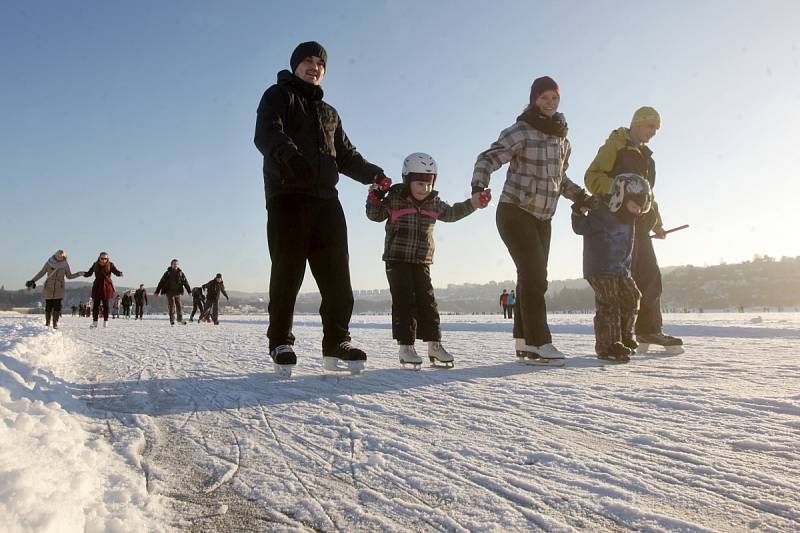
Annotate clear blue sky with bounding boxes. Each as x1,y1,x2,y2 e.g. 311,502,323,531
2,1,798,293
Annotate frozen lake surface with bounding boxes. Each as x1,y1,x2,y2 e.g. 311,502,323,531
2,312,799,531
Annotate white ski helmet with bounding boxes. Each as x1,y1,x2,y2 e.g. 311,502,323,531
402,152,438,178
607,173,653,213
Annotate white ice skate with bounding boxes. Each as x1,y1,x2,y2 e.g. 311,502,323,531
515,338,527,360
524,343,566,367
90,321,98,329
398,345,422,370
428,341,454,368
270,345,297,378
322,342,366,375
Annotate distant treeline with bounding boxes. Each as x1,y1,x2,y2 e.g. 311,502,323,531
3,255,798,313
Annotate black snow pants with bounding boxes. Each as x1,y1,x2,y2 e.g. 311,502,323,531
267,194,354,353
167,295,183,324
204,297,220,324
632,227,663,335
190,300,205,321
92,298,111,322
45,299,62,326
386,261,441,345
496,203,552,347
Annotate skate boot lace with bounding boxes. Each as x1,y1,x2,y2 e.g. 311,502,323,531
338,341,353,350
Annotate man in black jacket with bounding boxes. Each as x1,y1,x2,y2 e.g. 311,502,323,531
154,259,191,325
134,284,148,320
200,273,229,325
254,41,388,372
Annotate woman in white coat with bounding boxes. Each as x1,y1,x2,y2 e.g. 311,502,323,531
26,250,85,329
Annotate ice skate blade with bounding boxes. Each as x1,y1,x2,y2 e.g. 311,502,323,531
323,357,365,375
272,363,295,378
636,343,684,356
524,356,565,367
400,360,422,371
597,355,630,364
428,356,454,368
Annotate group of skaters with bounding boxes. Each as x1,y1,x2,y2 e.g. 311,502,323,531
255,41,683,375
153,259,230,325
499,289,516,319
24,40,683,373
25,252,227,329
72,286,148,320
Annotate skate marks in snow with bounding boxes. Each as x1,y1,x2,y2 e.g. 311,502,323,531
25,314,800,531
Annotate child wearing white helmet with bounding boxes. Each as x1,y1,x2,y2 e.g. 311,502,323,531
367,153,490,369
572,173,653,362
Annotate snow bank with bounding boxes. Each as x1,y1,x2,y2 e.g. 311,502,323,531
0,317,164,533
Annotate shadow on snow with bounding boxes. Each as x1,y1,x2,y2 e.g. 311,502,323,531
2,351,615,419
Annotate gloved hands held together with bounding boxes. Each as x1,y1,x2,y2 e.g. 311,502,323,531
471,188,492,209
368,174,392,204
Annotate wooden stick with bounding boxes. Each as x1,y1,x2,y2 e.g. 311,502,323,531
651,224,689,238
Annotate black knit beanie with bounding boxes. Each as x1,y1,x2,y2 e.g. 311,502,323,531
529,76,559,105
290,41,328,72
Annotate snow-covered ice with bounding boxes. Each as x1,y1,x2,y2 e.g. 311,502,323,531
1,311,798,531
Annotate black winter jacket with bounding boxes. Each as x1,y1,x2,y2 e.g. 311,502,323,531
203,279,229,301
191,287,205,303
155,268,191,297
254,70,383,201
134,288,148,305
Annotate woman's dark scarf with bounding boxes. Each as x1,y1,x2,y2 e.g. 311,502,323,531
517,106,568,138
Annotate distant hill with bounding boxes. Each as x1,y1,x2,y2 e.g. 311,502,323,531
3,256,798,313
290,256,800,313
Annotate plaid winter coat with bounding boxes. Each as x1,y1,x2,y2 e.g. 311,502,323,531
366,184,475,264
471,119,583,220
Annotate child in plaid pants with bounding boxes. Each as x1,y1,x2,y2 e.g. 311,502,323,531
572,174,653,361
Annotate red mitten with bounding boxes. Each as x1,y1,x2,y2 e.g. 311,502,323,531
374,175,392,191
479,188,492,208
368,175,392,205
368,184,387,205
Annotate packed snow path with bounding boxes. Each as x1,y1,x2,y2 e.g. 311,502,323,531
5,313,800,531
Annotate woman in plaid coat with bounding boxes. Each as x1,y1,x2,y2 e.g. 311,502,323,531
470,76,588,364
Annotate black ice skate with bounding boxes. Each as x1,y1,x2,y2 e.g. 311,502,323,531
597,342,632,363
270,345,297,377
621,337,638,352
323,341,366,374
636,332,684,355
